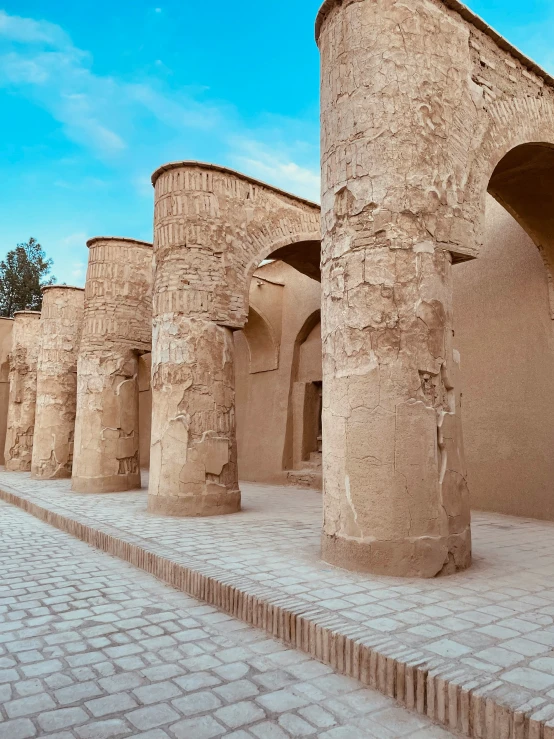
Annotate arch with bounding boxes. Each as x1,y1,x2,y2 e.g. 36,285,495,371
241,306,280,374
241,234,321,328
282,309,322,471
462,97,554,257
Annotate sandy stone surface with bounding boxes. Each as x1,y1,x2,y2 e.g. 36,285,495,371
0,501,456,738
72,238,153,494
31,286,84,480
316,0,554,577
3,312,41,472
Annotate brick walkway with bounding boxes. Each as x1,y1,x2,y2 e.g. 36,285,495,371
2,470,554,736
0,502,456,739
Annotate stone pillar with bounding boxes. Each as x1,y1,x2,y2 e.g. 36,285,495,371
147,164,241,516
31,286,84,479
0,317,14,465
317,0,474,576
71,237,153,493
148,316,239,516
4,311,41,471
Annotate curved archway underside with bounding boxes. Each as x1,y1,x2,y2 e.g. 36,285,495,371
488,143,554,318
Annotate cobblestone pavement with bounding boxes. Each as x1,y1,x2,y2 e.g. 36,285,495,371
0,502,457,739
3,471,554,732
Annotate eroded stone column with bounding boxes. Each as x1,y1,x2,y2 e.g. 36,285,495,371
148,164,241,516
31,286,84,479
148,316,239,515
317,0,474,576
4,311,41,471
72,237,152,493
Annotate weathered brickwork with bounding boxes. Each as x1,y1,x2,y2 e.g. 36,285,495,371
316,0,554,576
31,286,85,480
3,311,41,472
72,238,153,494
148,162,320,516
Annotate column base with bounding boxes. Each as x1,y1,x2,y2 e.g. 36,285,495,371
31,468,72,481
147,490,241,517
71,473,141,494
321,528,472,578
5,460,32,473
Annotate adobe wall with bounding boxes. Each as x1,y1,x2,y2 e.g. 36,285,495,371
0,318,13,465
234,261,321,485
455,196,554,521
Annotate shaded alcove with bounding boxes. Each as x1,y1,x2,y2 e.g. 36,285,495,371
454,143,554,520
233,258,322,486
283,311,323,476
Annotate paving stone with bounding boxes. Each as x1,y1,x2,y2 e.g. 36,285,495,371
257,689,310,713
0,498,460,739
278,713,317,736
251,723,289,739
298,704,337,728
170,715,226,739
132,680,181,705
126,703,180,731
0,718,37,739
5,691,56,718
38,706,89,731
214,678,260,702
85,691,138,716
55,680,103,705
172,690,223,716
214,700,266,729
75,719,130,739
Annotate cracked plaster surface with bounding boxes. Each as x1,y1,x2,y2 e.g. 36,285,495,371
31,286,84,480
71,238,153,494
317,0,554,577
3,312,41,472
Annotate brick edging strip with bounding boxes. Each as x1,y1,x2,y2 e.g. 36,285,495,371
1,484,550,739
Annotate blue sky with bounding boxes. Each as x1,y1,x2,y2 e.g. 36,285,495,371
0,1,552,285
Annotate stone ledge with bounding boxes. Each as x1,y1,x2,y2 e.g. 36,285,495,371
0,480,552,738
314,0,554,89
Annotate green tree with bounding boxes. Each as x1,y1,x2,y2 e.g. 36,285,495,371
0,238,56,317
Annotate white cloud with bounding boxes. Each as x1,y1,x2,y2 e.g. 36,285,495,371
229,133,320,202
0,10,69,46
60,231,88,251
0,10,321,202
0,12,221,157
70,262,86,280
234,149,320,202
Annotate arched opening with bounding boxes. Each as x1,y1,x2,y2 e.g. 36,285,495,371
454,142,554,520
284,310,323,489
233,242,322,487
489,143,554,314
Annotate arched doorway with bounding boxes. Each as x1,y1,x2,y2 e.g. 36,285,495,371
454,143,554,520
285,310,323,489
234,261,322,486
